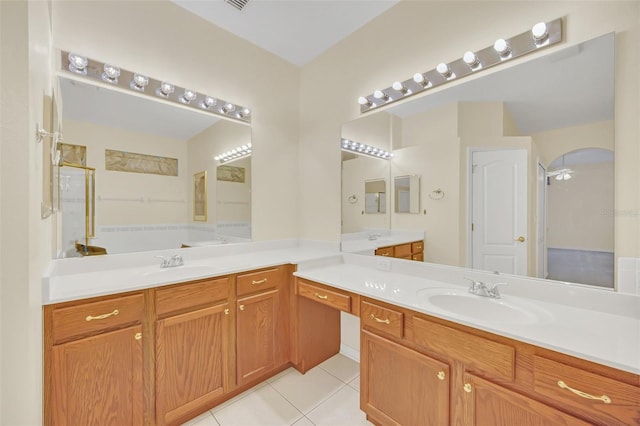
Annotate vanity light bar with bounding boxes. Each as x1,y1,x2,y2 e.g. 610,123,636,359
214,142,252,163
341,138,393,160
358,18,562,113
61,51,251,123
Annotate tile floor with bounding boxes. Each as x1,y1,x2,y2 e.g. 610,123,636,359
181,354,372,426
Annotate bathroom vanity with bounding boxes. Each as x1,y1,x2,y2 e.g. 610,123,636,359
42,242,639,426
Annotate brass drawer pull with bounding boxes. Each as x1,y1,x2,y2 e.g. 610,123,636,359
369,313,390,324
380,253,390,257
437,371,445,381
251,278,268,285
557,380,611,404
85,309,119,322
464,383,472,393
315,293,329,300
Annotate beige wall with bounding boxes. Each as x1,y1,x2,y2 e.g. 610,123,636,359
1,1,52,424
62,119,190,225
533,120,615,166
52,0,299,241
299,1,639,268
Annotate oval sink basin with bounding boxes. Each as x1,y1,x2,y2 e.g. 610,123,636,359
141,265,219,280
416,288,553,325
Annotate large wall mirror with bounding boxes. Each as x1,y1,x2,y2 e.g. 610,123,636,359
341,33,615,289
56,76,252,257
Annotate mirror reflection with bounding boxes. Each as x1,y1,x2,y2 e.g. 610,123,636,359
57,77,252,257
341,33,614,288
365,179,386,214
394,175,420,213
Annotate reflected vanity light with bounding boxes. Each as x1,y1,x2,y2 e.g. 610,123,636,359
60,51,251,123
101,64,120,84
179,89,197,104
130,74,149,91
341,138,393,160
68,53,88,75
358,17,562,113
214,142,252,164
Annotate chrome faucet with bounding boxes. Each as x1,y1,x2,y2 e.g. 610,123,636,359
464,278,507,299
157,254,184,268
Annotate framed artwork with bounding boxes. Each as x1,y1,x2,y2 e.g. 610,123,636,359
193,171,207,221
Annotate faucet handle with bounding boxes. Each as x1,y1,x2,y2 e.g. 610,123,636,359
155,255,168,267
487,282,507,298
464,277,483,292
171,254,184,266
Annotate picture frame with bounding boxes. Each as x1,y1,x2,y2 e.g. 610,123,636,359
193,171,207,221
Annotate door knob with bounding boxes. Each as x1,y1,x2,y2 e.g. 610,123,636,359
515,236,525,242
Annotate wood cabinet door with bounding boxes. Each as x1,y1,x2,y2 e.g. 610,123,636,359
51,325,143,426
236,289,278,387
462,373,591,426
361,330,450,426
155,303,230,426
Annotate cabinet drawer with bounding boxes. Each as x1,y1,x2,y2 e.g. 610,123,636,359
375,246,393,257
412,253,424,262
298,280,351,312
361,301,403,338
412,316,514,381
52,293,144,344
156,277,229,317
393,243,412,258
411,241,424,253
533,356,640,426
237,268,279,296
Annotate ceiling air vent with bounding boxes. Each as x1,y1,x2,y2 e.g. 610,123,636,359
225,0,250,11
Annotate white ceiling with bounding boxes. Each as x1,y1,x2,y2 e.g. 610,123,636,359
170,0,399,66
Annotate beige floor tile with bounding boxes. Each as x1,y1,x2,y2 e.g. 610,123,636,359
270,367,345,414
180,410,220,426
318,354,360,383
347,376,360,392
213,384,303,426
211,381,268,414
306,386,372,426
266,367,297,384
291,416,315,426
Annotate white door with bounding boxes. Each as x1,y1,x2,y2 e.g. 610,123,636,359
471,149,527,275
537,163,547,278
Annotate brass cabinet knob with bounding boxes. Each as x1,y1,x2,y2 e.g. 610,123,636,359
239,305,245,311
515,236,525,243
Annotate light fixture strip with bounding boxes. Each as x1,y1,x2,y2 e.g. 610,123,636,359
341,138,393,160
60,51,251,123
214,142,252,164
359,18,562,113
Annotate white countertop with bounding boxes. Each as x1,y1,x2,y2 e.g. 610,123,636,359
340,230,424,253
43,239,339,304
294,254,640,375
43,240,640,375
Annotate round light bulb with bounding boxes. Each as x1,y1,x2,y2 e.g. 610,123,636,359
494,38,510,56
392,81,403,91
463,51,479,68
373,90,387,100
103,64,120,79
436,63,452,77
413,73,425,84
180,89,197,103
532,22,549,43
358,96,370,106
